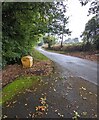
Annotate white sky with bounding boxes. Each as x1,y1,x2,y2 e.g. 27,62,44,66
65,0,94,40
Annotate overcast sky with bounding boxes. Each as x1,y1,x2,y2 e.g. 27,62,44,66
65,0,94,40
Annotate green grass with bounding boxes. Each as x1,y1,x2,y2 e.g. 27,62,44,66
1,48,49,105
32,48,48,60
1,76,40,104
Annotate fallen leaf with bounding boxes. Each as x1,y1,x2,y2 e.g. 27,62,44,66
72,110,80,119
6,104,10,108
81,87,86,91
41,100,46,105
55,80,57,82
67,105,71,108
29,114,31,117
25,103,28,106
3,115,7,118
91,109,94,111
76,106,79,108
45,82,48,84
36,106,47,112
40,96,46,101
52,83,54,85
65,93,68,96
53,88,56,91
89,92,92,95
94,114,97,117
15,115,18,118
34,88,37,92
31,113,35,118
58,113,61,116
95,94,97,97
67,86,72,90
13,101,17,104
55,110,58,112
61,114,64,117
35,111,43,116
82,97,87,100
46,104,48,107
82,112,87,116
26,89,32,93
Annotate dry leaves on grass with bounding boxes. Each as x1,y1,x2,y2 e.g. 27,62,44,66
2,60,53,87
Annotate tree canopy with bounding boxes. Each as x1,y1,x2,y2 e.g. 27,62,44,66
2,2,70,67
43,35,56,49
79,0,99,15
81,15,99,50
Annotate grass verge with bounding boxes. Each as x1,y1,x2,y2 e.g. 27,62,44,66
32,48,48,60
1,76,40,104
1,48,51,105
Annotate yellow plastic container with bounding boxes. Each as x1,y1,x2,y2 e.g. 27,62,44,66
21,56,33,68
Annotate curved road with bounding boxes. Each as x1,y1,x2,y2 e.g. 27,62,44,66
36,47,98,85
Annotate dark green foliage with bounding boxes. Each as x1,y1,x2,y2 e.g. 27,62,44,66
43,35,56,49
2,2,70,68
2,3,40,67
81,15,99,51
79,0,99,15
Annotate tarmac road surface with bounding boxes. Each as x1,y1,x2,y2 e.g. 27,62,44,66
36,47,98,85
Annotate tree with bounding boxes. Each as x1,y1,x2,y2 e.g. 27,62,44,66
44,2,71,48
79,0,99,15
81,15,99,50
2,2,70,67
43,35,56,49
60,18,71,48
2,2,50,66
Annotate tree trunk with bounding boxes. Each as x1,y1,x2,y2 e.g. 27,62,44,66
61,33,63,48
48,43,51,49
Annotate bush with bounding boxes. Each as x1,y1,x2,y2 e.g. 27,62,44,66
51,44,84,52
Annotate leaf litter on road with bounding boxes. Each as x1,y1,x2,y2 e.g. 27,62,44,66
36,106,47,112
82,97,87,100
72,110,80,120
82,112,87,116
25,89,32,93
53,88,56,92
3,115,8,118
32,96,48,118
80,87,86,91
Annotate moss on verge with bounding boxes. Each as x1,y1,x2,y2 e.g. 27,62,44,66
1,76,40,104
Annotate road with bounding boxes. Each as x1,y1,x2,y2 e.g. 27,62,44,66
2,47,98,118
36,47,98,85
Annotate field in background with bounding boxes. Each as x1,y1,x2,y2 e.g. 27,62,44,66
42,43,98,62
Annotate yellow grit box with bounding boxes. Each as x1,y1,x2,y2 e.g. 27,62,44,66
21,56,33,68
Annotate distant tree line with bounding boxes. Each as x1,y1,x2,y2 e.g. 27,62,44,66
45,15,99,53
